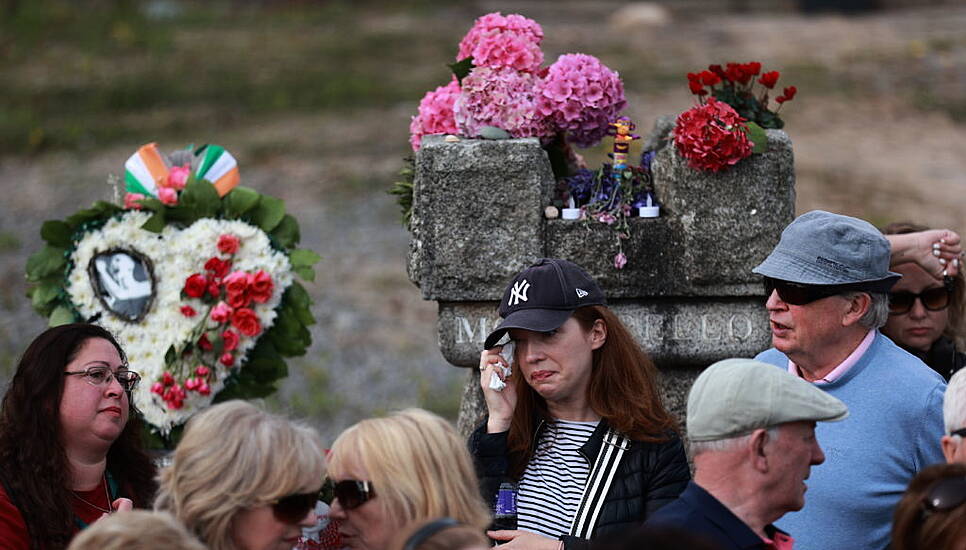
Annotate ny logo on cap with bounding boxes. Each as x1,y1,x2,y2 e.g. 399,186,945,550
508,279,530,306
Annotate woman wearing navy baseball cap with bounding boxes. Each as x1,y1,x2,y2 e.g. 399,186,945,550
471,258,689,550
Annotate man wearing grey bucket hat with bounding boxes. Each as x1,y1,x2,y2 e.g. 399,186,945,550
753,210,946,550
647,358,848,549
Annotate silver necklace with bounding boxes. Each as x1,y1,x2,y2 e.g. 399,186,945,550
71,475,112,515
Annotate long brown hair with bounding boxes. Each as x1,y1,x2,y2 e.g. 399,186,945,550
505,306,678,478
891,463,966,550
0,324,157,549
882,222,966,351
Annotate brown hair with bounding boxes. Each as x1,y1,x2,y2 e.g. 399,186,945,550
0,324,156,549
881,222,966,351
506,305,678,478
891,463,966,550
66,510,207,550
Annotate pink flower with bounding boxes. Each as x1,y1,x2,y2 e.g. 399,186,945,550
217,234,240,255
198,334,213,351
220,352,234,367
158,187,178,206
150,382,164,395
204,257,232,279
223,271,249,296
614,252,627,270
230,308,262,337
454,66,553,140
195,365,210,377
222,329,239,351
180,305,197,317
673,97,753,172
457,12,543,73
210,301,232,323
410,78,461,151
166,165,190,190
198,383,211,396
535,54,627,148
162,371,175,386
124,193,145,210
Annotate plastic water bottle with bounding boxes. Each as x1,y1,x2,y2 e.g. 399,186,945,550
493,481,517,532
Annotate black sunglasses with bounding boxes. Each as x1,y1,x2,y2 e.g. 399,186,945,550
271,490,320,524
763,277,844,306
952,427,966,439
920,477,966,520
331,479,375,510
889,286,953,315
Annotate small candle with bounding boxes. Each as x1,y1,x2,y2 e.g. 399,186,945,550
639,192,660,218
562,196,581,220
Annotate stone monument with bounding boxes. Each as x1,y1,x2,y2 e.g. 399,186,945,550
408,121,795,436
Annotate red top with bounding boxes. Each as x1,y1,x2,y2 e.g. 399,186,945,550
0,482,112,549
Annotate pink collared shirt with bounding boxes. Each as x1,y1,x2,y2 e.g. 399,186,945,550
763,530,795,550
788,329,875,384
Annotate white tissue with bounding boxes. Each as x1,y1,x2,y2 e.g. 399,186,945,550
488,341,514,392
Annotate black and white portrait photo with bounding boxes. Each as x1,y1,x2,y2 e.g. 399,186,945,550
89,249,156,322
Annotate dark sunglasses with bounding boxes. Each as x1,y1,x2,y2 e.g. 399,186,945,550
889,286,953,315
920,477,966,520
331,479,375,510
763,277,844,306
271,490,320,524
952,427,966,439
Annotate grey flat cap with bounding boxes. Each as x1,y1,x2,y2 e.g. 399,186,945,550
687,358,849,442
753,210,900,292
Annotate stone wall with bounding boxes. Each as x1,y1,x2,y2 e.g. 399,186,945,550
408,123,796,436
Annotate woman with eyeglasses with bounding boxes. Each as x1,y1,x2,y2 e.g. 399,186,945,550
326,408,491,550
0,323,156,549
154,400,324,550
474,259,689,550
882,223,966,380
890,462,966,550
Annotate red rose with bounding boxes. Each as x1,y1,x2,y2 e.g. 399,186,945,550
204,257,232,279
220,352,234,367
758,71,780,89
183,274,208,298
217,234,241,255
230,308,262,337
222,329,239,351
781,86,797,101
207,282,220,298
162,371,175,386
687,72,701,82
180,305,197,317
250,270,274,304
198,334,213,351
195,365,210,377
210,301,232,323
227,289,251,309
744,62,762,76
223,271,249,295
708,64,727,80
688,80,707,96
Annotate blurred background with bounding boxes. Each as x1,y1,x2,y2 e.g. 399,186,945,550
1,0,964,442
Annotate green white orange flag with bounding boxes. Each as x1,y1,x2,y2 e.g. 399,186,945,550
194,144,240,197
124,143,169,198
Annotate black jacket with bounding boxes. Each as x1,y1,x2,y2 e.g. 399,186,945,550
900,335,965,381
469,418,690,550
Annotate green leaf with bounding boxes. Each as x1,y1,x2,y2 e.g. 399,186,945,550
179,180,220,218
141,212,166,233
65,201,120,227
448,56,474,85
293,266,315,282
744,122,768,154
26,245,66,281
40,220,73,248
289,248,321,268
30,282,60,309
271,215,300,249
48,305,76,327
251,196,285,232
164,345,177,365
223,186,261,218
137,197,166,213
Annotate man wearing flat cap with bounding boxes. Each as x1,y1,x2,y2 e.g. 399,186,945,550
753,210,946,550
646,358,848,550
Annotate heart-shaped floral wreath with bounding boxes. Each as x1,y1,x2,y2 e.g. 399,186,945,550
25,143,319,440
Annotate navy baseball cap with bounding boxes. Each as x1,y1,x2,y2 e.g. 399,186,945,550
483,258,606,350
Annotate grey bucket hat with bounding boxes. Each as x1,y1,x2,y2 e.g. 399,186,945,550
753,210,900,292
688,358,849,442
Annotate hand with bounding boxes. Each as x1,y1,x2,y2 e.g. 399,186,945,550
887,229,962,278
99,497,133,519
487,530,561,550
479,347,517,433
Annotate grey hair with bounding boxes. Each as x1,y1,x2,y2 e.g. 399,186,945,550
689,426,781,457
945,369,966,435
840,291,889,329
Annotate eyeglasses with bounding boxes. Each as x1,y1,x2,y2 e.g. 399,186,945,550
63,365,141,391
920,477,966,520
271,490,320,524
951,427,966,438
763,277,844,306
889,287,952,315
331,479,375,510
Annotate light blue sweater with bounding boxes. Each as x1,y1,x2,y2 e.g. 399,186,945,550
756,331,946,550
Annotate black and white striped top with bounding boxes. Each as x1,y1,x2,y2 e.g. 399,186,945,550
517,419,599,538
